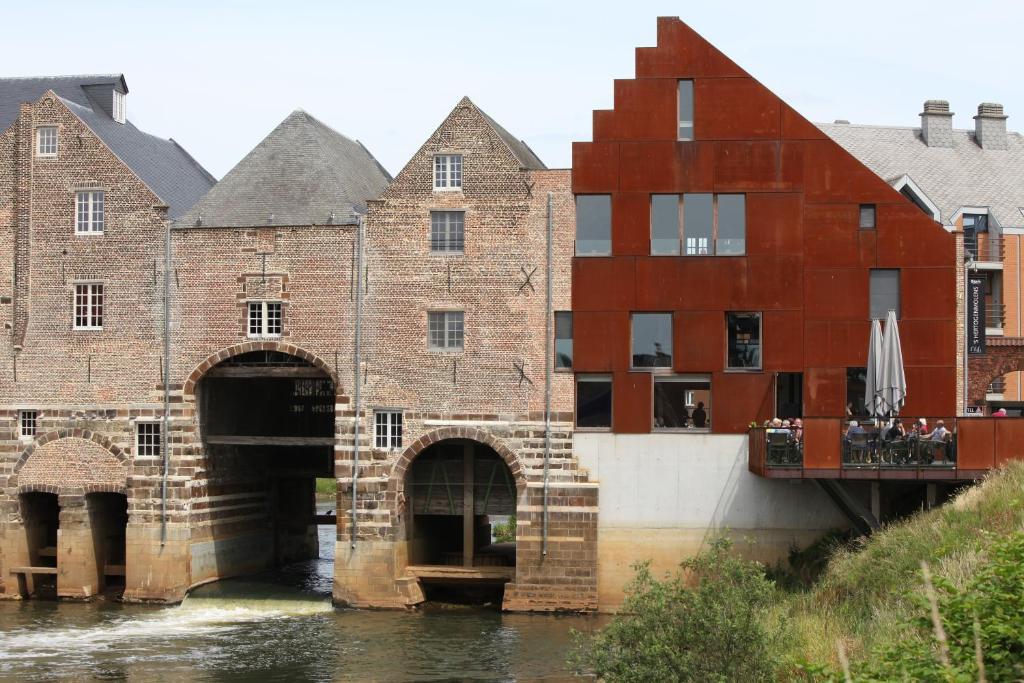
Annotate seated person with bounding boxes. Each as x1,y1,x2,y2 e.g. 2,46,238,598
885,419,906,441
846,420,866,439
792,418,804,442
926,420,949,442
691,402,707,428
911,417,928,436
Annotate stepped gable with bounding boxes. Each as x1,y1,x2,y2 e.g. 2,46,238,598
178,109,391,229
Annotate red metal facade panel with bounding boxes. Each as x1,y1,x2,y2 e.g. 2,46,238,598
802,418,841,469
571,17,958,435
994,420,1024,467
957,419,995,471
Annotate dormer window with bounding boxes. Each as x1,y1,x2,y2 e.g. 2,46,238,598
112,90,126,124
36,127,58,157
434,154,462,190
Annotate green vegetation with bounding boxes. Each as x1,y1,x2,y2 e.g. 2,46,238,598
492,515,516,543
315,478,337,495
574,462,1024,681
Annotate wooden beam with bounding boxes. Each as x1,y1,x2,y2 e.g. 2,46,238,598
204,435,335,447
204,366,328,379
463,442,474,568
405,564,514,581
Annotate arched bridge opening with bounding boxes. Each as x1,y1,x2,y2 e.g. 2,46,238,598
192,350,337,588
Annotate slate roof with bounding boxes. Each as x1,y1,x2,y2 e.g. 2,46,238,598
0,74,215,218
476,105,546,170
819,121,1024,228
178,110,391,229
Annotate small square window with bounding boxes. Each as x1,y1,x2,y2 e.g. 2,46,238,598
576,376,612,429
19,410,38,439
136,421,162,457
859,204,876,229
36,127,58,157
555,311,573,370
428,311,464,351
434,155,463,190
74,283,104,330
654,377,711,430
631,313,673,369
248,301,283,337
430,211,465,253
726,312,761,370
75,191,105,234
374,410,403,449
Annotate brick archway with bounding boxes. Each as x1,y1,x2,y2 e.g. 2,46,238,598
389,427,527,498
13,429,128,495
181,341,343,400
968,338,1024,408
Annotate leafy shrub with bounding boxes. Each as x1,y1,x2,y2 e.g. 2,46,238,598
492,515,516,543
573,539,788,682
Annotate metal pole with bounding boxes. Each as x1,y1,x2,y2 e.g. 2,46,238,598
161,215,171,546
543,192,553,556
351,215,364,548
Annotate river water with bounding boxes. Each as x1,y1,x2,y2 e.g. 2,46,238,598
0,505,600,682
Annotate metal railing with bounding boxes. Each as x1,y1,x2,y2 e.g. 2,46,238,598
965,234,1004,263
841,431,956,468
986,302,1005,330
764,429,803,467
988,377,1007,395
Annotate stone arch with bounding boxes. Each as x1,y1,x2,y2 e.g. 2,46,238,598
389,427,527,498
967,340,1024,408
13,431,128,495
182,341,343,400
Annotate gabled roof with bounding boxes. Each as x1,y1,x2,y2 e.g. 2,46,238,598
819,121,1024,228
475,103,546,170
178,110,391,229
0,74,215,218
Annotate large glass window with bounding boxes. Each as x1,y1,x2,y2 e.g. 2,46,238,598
846,367,868,419
716,194,746,255
678,80,694,141
963,213,988,261
869,269,900,319
555,311,573,370
575,195,611,256
776,372,803,420
75,191,105,234
74,283,104,330
654,376,711,430
430,211,464,253
651,194,681,255
631,313,672,368
36,127,57,157
576,376,612,429
683,193,713,255
428,311,464,351
726,312,761,370
433,154,462,190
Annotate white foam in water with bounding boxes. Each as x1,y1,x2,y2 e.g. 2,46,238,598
0,594,332,661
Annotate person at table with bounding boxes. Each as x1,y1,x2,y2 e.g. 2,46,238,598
846,420,866,439
925,420,949,441
885,419,906,441
993,408,1008,417
792,418,804,442
911,418,928,436
692,402,707,428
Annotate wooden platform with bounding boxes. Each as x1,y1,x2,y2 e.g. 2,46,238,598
9,566,58,576
405,565,514,582
204,435,335,447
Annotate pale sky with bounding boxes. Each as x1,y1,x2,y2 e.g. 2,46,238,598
5,0,1022,179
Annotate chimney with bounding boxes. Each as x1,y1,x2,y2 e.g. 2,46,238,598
974,103,1008,151
920,100,954,148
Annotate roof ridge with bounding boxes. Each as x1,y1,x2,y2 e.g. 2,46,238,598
0,73,123,81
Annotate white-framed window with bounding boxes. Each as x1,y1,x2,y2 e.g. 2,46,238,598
247,301,283,337
112,90,126,124
36,126,58,157
73,282,104,330
136,421,162,457
19,410,38,439
427,311,464,351
433,154,463,190
374,410,403,449
75,191,105,234
430,211,465,252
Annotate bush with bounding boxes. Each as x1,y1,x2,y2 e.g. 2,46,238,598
849,531,1024,682
492,515,516,543
573,539,788,682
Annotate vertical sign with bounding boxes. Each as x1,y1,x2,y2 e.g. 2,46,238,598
967,276,986,355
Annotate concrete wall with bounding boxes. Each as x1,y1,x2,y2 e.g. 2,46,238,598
575,432,847,610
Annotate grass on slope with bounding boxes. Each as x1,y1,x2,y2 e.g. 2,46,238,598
781,461,1024,668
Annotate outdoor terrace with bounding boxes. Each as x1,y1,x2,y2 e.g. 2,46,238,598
749,417,1024,481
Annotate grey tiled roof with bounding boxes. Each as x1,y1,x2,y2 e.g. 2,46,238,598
0,75,215,218
819,121,1024,228
476,105,546,170
178,110,391,229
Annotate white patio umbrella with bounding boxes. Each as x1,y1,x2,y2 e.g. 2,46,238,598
879,309,907,415
865,319,885,418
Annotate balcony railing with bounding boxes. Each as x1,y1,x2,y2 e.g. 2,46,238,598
988,377,1007,395
841,431,956,468
986,302,1005,330
965,234,1004,263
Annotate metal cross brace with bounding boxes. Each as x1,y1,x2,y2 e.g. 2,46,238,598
517,266,537,294
514,360,533,387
